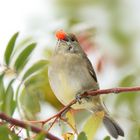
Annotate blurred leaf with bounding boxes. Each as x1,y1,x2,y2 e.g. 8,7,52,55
10,131,20,140
44,48,53,59
14,43,36,72
83,111,104,140
26,127,31,139
104,136,111,140
13,36,33,55
139,127,140,140
22,60,48,81
15,84,21,98
4,79,16,116
0,74,5,110
129,124,140,140
20,67,62,120
75,110,90,127
35,133,45,140
63,132,74,140
0,125,10,140
4,32,19,65
23,67,61,104
77,132,87,140
66,111,77,133
111,29,131,46
0,124,20,140
119,74,135,87
115,74,137,109
20,86,41,120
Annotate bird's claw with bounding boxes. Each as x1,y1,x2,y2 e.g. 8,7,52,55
75,93,82,104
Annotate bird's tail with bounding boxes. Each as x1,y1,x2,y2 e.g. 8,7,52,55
103,114,124,139
90,96,124,138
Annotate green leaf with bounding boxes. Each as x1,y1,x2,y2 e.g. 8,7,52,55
9,131,20,140
20,87,41,120
13,36,33,55
104,136,111,140
66,111,77,133
0,125,20,140
0,74,5,110
15,83,22,110
119,74,135,87
111,29,131,46
26,127,31,139
35,133,45,140
14,43,36,72
4,32,19,65
115,74,137,109
0,125,10,140
77,132,87,140
139,127,140,140
83,112,104,140
129,125,140,140
4,79,16,116
22,60,48,81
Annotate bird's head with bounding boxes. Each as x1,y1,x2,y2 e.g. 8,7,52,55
55,30,83,54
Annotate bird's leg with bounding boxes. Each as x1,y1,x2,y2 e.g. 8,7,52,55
75,92,82,104
75,91,93,104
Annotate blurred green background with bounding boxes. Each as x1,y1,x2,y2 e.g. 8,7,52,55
0,0,140,140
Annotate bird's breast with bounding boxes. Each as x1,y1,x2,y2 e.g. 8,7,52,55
48,53,98,109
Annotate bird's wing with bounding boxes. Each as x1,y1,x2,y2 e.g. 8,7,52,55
84,55,98,83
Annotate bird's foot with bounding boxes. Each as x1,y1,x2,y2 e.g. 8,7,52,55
75,93,82,104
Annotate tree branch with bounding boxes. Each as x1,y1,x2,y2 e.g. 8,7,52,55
0,113,61,140
85,86,140,96
0,86,140,139
41,86,140,124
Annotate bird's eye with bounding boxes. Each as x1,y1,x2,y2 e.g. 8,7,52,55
70,34,77,42
71,37,75,42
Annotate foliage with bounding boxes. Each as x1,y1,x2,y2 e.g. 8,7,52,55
0,32,48,139
1,0,140,136
34,133,45,140
4,32,19,66
82,111,104,140
77,132,87,140
0,125,20,140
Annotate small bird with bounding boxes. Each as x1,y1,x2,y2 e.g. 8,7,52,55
48,30,124,139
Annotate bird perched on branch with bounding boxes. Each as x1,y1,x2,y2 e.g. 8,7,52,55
48,30,124,139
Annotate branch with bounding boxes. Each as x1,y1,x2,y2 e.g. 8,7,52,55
41,86,140,124
85,86,140,96
0,113,61,140
0,86,140,139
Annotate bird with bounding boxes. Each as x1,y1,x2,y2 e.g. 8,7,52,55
48,30,124,139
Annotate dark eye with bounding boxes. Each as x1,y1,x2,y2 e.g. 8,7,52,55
70,34,77,42
71,37,75,42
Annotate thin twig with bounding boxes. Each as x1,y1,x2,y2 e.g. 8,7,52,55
85,86,140,96
47,117,58,132
0,86,140,140
0,113,61,140
32,86,140,125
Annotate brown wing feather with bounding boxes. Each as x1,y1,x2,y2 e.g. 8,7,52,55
84,55,98,83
